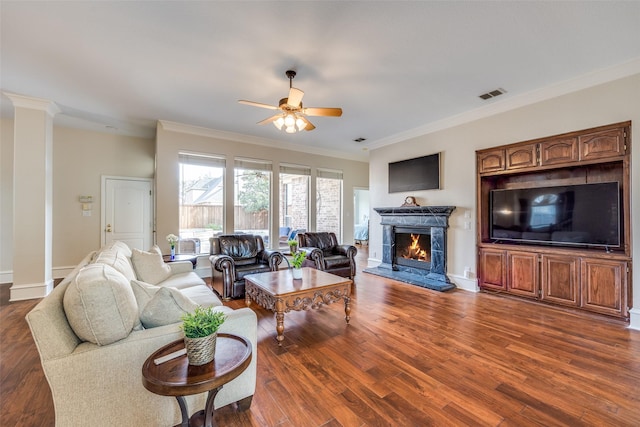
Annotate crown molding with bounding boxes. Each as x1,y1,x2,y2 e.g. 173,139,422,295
158,120,369,162
2,92,60,117
368,57,640,150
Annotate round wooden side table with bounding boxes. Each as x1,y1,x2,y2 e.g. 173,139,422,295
142,333,252,427
162,254,199,268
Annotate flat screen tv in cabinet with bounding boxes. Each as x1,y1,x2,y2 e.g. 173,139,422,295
476,121,632,320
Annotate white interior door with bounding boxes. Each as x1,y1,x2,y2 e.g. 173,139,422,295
102,177,153,250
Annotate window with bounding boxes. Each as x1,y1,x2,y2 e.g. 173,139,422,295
178,153,225,254
279,164,310,248
234,158,271,242
316,168,343,239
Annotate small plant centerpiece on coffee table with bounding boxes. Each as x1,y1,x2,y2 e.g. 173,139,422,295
290,251,306,280
166,233,179,260
287,238,298,254
181,306,226,366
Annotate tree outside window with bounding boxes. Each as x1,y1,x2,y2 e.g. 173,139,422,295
179,153,225,254
234,159,271,242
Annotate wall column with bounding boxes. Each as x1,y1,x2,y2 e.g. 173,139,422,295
5,93,59,301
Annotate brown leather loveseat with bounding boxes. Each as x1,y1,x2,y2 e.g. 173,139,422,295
210,234,283,300
296,231,357,279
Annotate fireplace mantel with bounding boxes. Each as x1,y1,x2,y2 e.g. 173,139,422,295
365,205,456,291
374,206,456,216
374,206,456,227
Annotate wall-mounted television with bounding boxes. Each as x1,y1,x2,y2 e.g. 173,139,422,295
388,153,440,193
490,182,621,249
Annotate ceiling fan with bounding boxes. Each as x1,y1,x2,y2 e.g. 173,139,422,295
238,70,342,133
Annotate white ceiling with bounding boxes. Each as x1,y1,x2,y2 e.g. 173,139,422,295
2,1,640,161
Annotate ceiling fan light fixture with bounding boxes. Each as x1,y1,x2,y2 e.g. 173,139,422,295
284,113,296,127
240,69,341,134
273,116,285,130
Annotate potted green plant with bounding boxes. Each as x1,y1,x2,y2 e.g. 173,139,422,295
181,306,226,365
287,238,298,253
290,250,305,279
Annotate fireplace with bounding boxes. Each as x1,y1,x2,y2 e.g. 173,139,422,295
395,229,432,269
364,206,456,291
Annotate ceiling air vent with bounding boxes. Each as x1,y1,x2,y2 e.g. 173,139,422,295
479,88,507,100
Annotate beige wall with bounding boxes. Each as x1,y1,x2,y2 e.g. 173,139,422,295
155,121,369,253
1,117,367,283
0,120,155,279
368,74,640,308
1,119,15,280
52,127,155,268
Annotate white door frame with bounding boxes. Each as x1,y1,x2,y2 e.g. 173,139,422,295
101,176,155,248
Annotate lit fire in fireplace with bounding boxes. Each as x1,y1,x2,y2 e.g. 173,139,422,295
401,233,430,261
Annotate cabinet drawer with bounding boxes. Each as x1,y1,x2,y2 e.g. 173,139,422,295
540,137,578,166
506,144,537,170
478,150,505,174
579,128,625,161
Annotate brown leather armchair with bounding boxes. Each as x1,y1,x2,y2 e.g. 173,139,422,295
296,232,357,279
210,234,283,300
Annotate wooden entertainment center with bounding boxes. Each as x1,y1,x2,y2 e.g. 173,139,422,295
476,121,632,319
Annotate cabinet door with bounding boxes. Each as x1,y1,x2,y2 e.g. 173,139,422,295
507,251,538,298
540,137,578,166
506,144,537,170
581,258,627,317
478,149,505,174
479,248,506,290
579,127,625,161
540,255,579,307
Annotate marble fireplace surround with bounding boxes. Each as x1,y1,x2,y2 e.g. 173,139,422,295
364,206,456,292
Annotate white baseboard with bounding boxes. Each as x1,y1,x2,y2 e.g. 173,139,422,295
366,257,381,268
628,308,640,330
448,273,479,292
10,280,53,301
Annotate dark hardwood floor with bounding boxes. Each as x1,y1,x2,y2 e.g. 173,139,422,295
2,246,640,426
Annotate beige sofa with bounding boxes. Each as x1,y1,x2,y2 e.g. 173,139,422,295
26,241,257,426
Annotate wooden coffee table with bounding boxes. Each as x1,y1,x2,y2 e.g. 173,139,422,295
142,333,252,427
244,267,352,345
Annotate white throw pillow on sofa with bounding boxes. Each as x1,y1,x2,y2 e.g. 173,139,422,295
130,279,160,314
140,287,199,328
63,264,140,345
131,247,172,285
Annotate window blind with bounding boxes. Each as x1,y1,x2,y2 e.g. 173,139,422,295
234,158,272,171
279,163,311,176
316,168,343,179
179,152,225,168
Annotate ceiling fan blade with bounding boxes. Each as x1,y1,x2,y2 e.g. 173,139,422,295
287,87,304,108
257,114,282,125
299,116,316,131
303,107,343,117
238,100,279,110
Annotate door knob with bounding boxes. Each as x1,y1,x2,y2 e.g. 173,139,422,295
106,224,112,232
